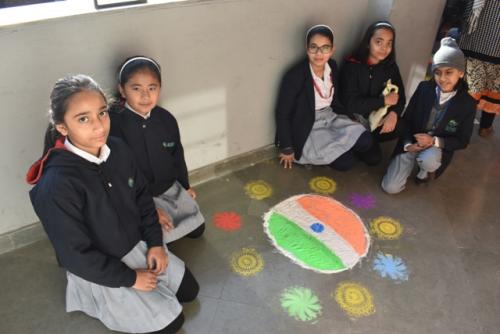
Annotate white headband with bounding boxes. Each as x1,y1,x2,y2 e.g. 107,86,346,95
306,24,334,43
374,22,393,29
118,56,161,82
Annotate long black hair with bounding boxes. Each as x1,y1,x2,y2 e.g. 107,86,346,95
43,75,107,154
352,20,397,64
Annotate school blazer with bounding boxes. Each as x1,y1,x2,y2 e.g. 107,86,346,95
275,58,351,160
28,137,163,288
339,57,406,118
110,106,190,196
394,80,477,177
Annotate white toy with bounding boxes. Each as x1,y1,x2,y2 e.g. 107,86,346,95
368,79,399,132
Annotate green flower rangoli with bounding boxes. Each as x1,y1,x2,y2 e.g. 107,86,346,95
280,287,322,322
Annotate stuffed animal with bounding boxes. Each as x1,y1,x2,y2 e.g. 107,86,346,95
368,79,399,131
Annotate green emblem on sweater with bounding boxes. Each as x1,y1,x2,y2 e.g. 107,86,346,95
128,177,134,188
445,119,458,133
162,141,175,148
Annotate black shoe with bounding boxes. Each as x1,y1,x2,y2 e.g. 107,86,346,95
414,176,428,185
414,172,435,185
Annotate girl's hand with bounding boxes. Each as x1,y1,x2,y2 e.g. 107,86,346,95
133,270,158,291
406,143,425,153
157,208,173,232
279,153,294,169
187,188,197,199
414,133,434,148
147,246,168,275
379,111,398,134
384,92,399,106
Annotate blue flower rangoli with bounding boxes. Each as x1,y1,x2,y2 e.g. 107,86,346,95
372,252,409,282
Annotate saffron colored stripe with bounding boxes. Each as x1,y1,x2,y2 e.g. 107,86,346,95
272,198,360,268
297,195,368,256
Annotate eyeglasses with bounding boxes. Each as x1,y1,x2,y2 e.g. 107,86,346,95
308,44,333,54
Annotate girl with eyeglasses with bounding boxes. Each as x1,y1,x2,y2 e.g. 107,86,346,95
275,25,373,170
339,21,406,166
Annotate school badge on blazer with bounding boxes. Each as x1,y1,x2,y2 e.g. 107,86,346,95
444,119,458,133
162,141,175,148
128,177,134,188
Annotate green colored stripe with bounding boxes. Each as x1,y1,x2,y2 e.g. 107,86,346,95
268,213,345,271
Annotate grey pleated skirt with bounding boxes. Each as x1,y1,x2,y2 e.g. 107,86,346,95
297,107,366,165
154,181,205,243
66,242,185,333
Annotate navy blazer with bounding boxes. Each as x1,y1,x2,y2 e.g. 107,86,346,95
394,80,477,177
339,57,406,118
110,106,190,196
275,58,351,160
29,137,162,288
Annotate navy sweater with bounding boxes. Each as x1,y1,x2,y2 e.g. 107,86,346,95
110,106,190,196
28,137,163,287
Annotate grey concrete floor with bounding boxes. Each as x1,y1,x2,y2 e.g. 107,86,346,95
1,120,499,334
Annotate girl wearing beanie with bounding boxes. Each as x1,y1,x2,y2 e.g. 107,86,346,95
381,37,476,194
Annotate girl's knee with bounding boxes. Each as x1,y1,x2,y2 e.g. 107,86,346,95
417,155,441,172
381,176,404,194
151,312,184,334
176,267,199,303
357,143,382,166
355,131,373,152
330,158,354,171
186,223,205,239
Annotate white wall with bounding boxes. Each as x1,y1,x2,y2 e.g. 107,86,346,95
390,0,446,96
0,0,443,235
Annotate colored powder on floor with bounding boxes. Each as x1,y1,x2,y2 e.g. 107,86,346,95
267,212,346,270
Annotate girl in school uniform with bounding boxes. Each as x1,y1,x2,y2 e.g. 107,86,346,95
27,75,198,334
110,56,205,244
339,20,406,165
381,38,476,194
276,24,373,171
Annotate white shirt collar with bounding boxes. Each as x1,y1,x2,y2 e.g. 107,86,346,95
64,138,110,165
126,102,151,119
436,86,457,105
310,62,332,85
310,62,334,110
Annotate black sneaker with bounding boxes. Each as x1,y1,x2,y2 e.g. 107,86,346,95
414,172,435,185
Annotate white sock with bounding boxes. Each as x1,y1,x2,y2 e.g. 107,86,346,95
416,169,428,179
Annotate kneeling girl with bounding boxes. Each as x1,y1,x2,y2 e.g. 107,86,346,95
381,38,476,194
275,25,372,171
27,75,198,333
110,57,205,243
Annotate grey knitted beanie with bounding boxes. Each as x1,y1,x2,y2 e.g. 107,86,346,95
432,37,465,72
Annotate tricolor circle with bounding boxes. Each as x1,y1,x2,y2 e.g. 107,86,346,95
263,194,370,273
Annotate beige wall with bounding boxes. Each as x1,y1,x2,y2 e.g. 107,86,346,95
390,0,447,95
0,0,444,235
